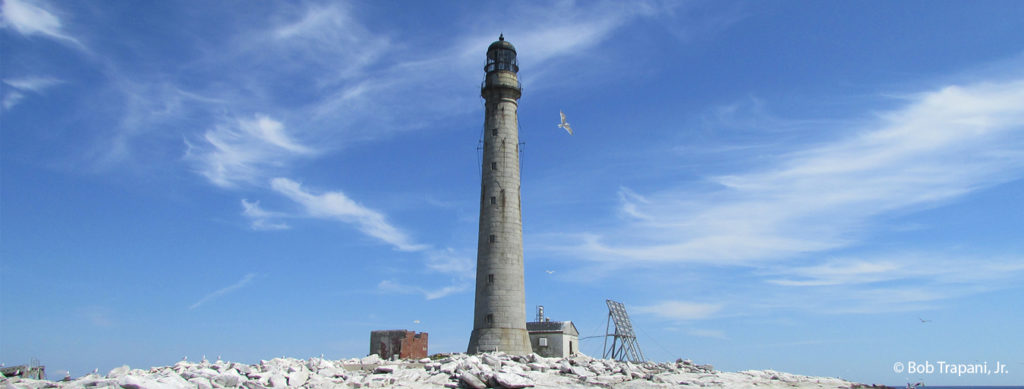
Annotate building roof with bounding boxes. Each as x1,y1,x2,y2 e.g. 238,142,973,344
526,321,579,336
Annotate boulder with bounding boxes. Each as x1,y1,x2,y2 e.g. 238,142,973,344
188,377,213,389
481,354,501,370
359,355,382,365
458,372,487,389
266,374,287,388
490,372,534,389
372,365,395,374
106,366,130,379
213,371,243,388
286,369,309,386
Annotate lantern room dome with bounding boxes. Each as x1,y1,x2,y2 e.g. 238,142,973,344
488,34,516,53
485,34,518,74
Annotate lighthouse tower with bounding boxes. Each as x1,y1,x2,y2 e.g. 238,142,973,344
467,35,533,355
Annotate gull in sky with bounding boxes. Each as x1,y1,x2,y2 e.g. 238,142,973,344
918,317,932,323
545,270,556,274
558,111,573,135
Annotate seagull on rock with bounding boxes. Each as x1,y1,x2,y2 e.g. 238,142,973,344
558,111,573,135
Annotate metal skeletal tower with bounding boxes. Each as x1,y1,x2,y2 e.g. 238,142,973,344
467,35,532,355
603,300,646,363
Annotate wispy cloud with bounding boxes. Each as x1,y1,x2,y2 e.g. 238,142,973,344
0,0,84,48
375,248,476,300
189,273,257,310
755,254,1024,313
424,248,475,279
377,279,470,301
240,199,290,231
634,300,724,321
555,78,1024,265
77,305,114,327
687,328,729,340
2,76,62,110
185,115,315,188
270,178,426,252
3,76,62,92
2,90,24,110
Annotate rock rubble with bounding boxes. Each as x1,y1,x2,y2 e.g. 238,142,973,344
2,353,870,389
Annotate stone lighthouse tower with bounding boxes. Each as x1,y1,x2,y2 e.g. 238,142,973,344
467,35,533,355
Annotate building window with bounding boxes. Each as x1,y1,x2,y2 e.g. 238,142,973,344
491,162,497,170
492,128,498,136
486,314,493,325
539,337,548,347
490,196,496,205
489,234,496,243
487,274,494,284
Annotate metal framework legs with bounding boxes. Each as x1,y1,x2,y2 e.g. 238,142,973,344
602,299,646,363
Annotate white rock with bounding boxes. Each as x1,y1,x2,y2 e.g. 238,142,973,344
188,377,214,389
286,369,309,387
372,365,395,374
459,372,487,389
107,365,131,378
360,355,382,365
424,373,455,386
438,361,458,374
570,366,594,378
213,371,243,388
267,374,287,388
491,372,534,388
481,354,501,369
526,363,547,372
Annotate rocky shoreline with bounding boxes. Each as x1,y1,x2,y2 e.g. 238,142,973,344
2,353,886,389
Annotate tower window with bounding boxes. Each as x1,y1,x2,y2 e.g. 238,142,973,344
490,196,496,205
486,314,493,325
491,162,497,170
492,128,498,136
487,274,494,284
489,234,496,243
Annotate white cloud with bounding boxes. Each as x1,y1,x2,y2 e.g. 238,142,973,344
3,76,62,92
425,248,475,279
78,305,114,327
634,300,723,321
766,259,903,287
0,0,83,47
558,78,1024,265
2,90,24,110
189,273,257,310
2,76,62,110
270,178,426,252
687,328,729,340
240,199,290,231
377,280,469,301
185,115,315,188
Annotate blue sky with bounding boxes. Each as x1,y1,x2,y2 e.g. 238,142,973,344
2,0,1023,385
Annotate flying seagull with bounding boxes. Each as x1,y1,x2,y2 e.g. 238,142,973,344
545,270,555,274
558,111,573,135
918,317,932,323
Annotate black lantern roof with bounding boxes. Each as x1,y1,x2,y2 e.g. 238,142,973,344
485,34,518,73
488,34,516,53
